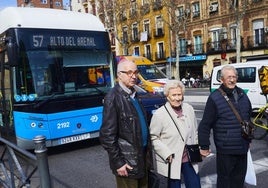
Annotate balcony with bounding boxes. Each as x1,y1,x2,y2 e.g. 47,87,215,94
130,9,137,18
141,3,150,15
207,39,238,54
120,36,128,45
153,1,163,11
246,35,268,50
131,36,140,43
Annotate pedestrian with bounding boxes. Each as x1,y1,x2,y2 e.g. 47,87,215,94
99,59,151,188
198,65,252,188
149,79,201,188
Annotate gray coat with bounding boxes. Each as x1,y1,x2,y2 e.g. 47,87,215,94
149,102,199,179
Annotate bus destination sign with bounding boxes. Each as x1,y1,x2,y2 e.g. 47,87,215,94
32,35,97,48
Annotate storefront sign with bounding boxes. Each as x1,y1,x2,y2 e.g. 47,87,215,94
167,55,207,63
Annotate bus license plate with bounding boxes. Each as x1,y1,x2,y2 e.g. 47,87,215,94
60,133,91,144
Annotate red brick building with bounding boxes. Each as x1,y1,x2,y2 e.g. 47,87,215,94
17,0,63,9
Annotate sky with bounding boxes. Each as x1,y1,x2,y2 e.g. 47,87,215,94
0,0,69,10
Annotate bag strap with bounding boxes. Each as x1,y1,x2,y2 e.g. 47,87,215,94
218,88,243,123
164,105,184,142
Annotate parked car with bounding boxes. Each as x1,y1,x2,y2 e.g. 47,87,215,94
135,85,166,122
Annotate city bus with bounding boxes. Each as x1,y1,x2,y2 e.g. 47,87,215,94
0,7,115,149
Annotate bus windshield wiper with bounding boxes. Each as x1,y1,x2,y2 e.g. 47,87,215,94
80,84,105,95
33,93,56,109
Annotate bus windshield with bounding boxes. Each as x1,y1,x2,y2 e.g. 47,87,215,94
14,49,111,102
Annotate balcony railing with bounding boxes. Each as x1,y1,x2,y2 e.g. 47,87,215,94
246,35,268,49
131,36,140,43
170,36,267,57
141,4,150,15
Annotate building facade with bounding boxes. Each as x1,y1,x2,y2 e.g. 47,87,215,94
17,0,64,9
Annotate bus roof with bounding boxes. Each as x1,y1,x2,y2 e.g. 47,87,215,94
0,7,106,33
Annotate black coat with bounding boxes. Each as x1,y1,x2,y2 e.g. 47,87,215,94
198,85,252,155
99,84,152,179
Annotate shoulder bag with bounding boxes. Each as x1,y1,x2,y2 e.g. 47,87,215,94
164,105,202,163
218,88,254,140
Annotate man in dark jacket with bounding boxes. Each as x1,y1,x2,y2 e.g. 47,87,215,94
99,59,151,188
198,65,252,188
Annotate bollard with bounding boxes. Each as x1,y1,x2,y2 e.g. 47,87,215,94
33,135,51,188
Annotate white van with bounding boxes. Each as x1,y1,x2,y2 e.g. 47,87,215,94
211,60,268,108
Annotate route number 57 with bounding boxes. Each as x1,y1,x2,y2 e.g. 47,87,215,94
33,35,44,47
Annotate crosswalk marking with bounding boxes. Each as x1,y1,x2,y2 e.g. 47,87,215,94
181,154,268,187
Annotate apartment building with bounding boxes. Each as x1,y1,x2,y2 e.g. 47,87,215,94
17,0,64,9
52,0,268,79
182,0,268,79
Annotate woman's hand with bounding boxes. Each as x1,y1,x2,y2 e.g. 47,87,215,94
200,149,211,157
166,154,174,163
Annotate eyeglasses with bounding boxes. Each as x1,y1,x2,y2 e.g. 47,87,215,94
225,76,238,80
120,70,139,77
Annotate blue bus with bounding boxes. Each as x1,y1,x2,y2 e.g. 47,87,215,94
0,7,115,149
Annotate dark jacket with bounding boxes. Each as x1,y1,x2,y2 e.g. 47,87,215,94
198,85,252,155
99,84,152,179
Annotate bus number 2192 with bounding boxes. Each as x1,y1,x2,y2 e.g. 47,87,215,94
57,122,70,129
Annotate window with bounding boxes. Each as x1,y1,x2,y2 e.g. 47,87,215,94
55,1,61,6
217,67,256,83
192,2,200,17
230,24,237,49
179,38,187,55
155,16,163,36
144,20,150,35
144,45,151,59
157,42,164,59
209,29,221,50
130,1,137,16
253,19,265,46
133,47,140,56
132,23,139,41
41,0,47,4
176,6,184,19
194,36,202,54
122,27,128,44
230,0,238,8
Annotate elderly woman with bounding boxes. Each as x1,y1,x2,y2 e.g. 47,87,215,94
149,80,201,188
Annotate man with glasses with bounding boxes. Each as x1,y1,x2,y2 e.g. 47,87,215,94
100,59,151,188
198,65,252,188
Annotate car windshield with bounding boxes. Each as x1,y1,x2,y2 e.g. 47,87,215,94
138,65,167,80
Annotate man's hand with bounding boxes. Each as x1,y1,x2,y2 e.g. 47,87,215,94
117,164,133,177
200,149,211,157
